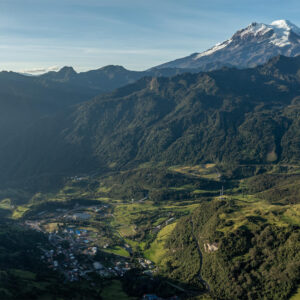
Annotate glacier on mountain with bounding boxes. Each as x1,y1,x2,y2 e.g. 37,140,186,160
154,20,300,70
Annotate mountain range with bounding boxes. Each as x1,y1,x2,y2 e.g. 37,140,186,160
0,65,201,149
15,19,300,78
1,20,300,188
1,55,300,187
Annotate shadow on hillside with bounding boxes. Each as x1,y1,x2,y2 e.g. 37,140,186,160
121,268,207,299
0,208,11,218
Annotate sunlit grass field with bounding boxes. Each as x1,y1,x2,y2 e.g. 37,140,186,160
144,222,177,263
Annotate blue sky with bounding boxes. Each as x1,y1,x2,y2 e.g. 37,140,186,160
1,0,300,72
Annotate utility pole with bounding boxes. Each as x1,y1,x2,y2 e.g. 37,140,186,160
220,185,224,198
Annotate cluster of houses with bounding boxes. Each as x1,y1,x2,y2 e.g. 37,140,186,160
40,227,137,281
36,223,159,283
40,243,84,282
24,203,172,289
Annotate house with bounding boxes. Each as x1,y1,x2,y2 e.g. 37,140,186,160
72,213,91,221
93,262,103,270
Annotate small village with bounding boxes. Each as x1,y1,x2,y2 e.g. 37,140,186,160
39,228,154,282
24,203,156,283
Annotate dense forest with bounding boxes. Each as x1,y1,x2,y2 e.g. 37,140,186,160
1,56,300,188
162,196,300,299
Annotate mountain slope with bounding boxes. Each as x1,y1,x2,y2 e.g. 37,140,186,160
0,65,200,151
0,70,95,145
155,20,300,70
1,55,300,185
163,198,300,299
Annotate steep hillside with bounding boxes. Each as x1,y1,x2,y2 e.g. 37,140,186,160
0,66,196,152
162,198,300,299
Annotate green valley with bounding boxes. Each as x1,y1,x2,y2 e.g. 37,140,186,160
0,56,300,299
0,161,299,299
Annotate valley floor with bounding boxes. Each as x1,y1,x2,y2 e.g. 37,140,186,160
1,163,300,299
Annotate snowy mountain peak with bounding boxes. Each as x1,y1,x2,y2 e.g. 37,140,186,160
232,20,300,48
239,22,272,37
270,19,300,34
155,20,300,70
194,20,300,60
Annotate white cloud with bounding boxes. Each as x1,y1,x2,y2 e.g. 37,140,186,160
19,65,60,75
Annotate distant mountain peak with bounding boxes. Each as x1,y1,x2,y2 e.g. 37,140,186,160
58,66,77,75
198,20,300,59
155,20,300,70
40,66,77,81
233,19,300,47
99,65,127,71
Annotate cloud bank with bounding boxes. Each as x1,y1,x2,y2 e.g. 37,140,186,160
20,65,60,75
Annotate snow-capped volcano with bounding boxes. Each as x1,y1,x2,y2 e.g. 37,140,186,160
155,20,300,70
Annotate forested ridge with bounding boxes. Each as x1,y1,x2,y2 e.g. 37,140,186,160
2,55,300,186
